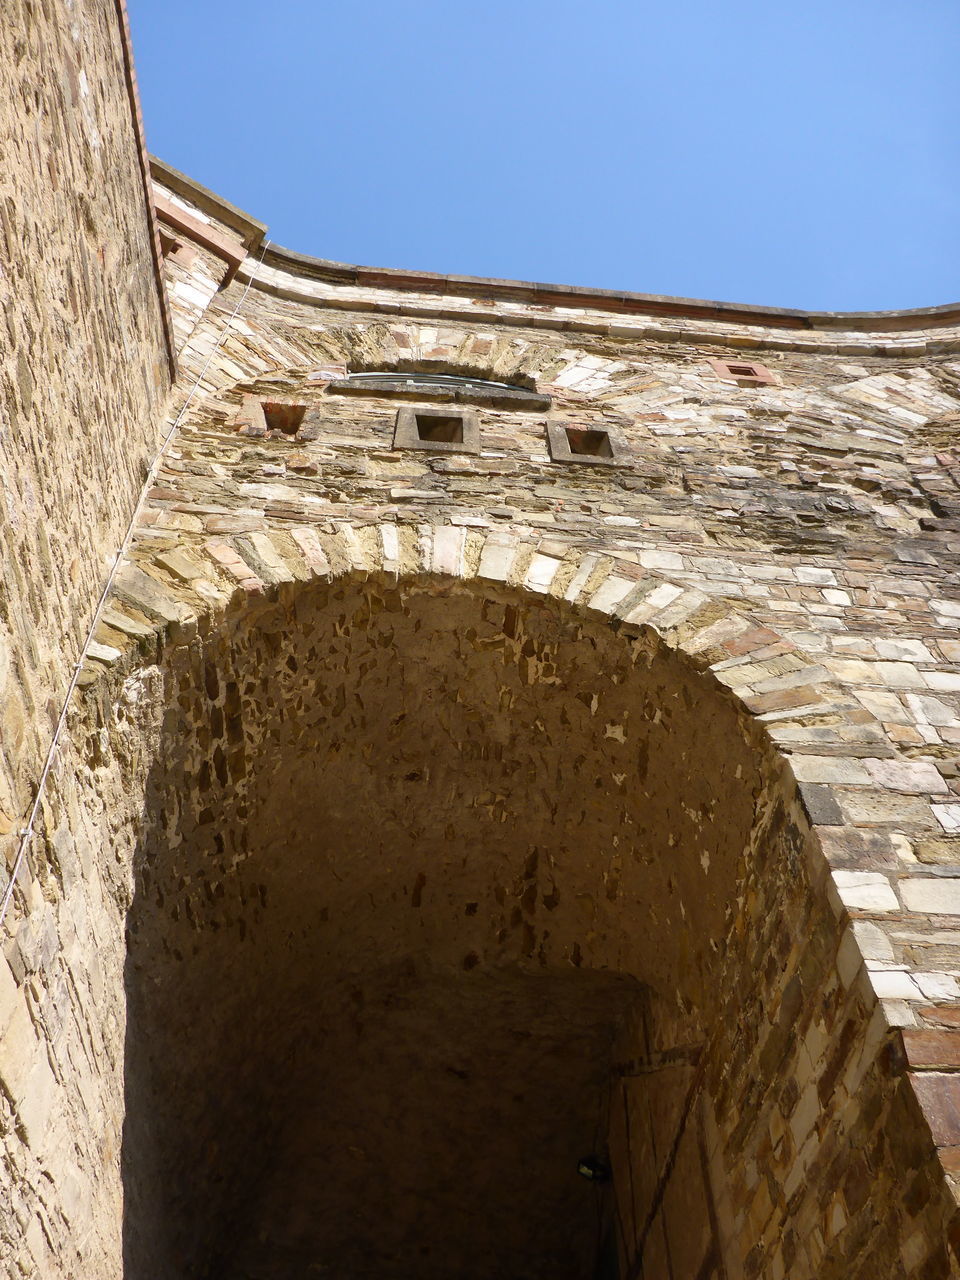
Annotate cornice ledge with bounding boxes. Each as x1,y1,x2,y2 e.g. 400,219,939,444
149,157,960,346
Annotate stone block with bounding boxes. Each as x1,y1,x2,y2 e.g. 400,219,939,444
838,790,937,828
0,954,19,1037
16,1050,56,1148
865,759,949,795
291,526,332,577
791,756,872,786
901,878,960,915
236,533,296,585
868,969,922,1000
114,565,195,626
155,549,204,582
932,804,960,834
524,554,562,594
476,537,516,582
0,995,38,1103
902,1030,960,1070
832,870,900,912
914,836,960,864
638,549,684,571
914,972,960,1000
852,920,896,962
431,526,466,577
911,1073,960,1146
622,582,684,625
588,574,642,615
797,783,844,826
926,672,960,693
818,827,899,870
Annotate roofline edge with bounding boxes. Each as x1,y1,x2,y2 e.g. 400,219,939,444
149,157,960,336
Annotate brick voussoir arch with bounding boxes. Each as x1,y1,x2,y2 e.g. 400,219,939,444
86,520,960,1254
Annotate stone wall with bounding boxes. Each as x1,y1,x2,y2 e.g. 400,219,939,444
0,1,171,1273
4,27,960,1277
90,563,952,1279
25,522,957,1279
98,231,960,1275
151,157,263,355
0,0,172,829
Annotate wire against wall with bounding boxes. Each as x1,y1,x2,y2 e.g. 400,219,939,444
0,238,271,930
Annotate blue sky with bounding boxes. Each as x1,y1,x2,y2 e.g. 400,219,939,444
128,0,959,312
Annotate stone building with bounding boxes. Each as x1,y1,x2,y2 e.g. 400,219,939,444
2,2,960,1277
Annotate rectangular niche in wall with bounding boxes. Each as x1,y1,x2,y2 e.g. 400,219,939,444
708,358,776,387
546,422,625,467
262,402,307,435
393,406,480,454
158,229,196,267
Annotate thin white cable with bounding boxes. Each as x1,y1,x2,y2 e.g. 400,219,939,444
0,240,271,928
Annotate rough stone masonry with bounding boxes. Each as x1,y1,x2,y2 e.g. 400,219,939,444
4,3,960,1278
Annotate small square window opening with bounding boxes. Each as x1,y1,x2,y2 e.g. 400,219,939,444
262,402,307,435
158,230,197,268
565,428,613,459
709,358,776,386
393,406,480,454
416,413,463,444
545,422,625,466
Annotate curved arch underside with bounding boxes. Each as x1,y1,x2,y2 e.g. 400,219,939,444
117,576,948,1279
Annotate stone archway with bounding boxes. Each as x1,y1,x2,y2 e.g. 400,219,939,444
98,542,955,1280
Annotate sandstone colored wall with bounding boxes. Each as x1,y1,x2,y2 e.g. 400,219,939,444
0,0,172,829
0,1,172,1273
4,35,960,1278
103,239,960,1276
43,534,960,1280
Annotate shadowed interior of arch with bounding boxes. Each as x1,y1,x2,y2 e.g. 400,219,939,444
120,577,842,1280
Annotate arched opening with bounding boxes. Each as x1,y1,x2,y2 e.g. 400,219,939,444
119,575,855,1278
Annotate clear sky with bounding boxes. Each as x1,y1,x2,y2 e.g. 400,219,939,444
127,0,959,312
